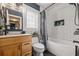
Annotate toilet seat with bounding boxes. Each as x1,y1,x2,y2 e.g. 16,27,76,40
33,43,44,49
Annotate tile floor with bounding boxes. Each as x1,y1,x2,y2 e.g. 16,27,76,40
44,50,55,56
32,50,56,56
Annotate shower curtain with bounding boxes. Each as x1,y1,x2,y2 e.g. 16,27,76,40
40,10,48,50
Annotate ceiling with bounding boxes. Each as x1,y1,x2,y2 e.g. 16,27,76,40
37,3,52,8
37,3,52,11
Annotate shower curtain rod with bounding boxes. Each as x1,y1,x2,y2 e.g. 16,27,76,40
40,3,55,12
41,3,76,12
44,3,55,10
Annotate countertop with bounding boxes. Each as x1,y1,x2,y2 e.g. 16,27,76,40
0,34,32,38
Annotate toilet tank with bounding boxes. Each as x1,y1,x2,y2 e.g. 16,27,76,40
32,37,39,44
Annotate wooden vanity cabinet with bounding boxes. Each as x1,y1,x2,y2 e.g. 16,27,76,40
22,42,32,56
0,35,32,56
0,43,21,56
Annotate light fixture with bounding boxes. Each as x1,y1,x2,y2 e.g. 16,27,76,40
11,19,18,21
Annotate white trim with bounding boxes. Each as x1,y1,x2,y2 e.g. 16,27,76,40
46,3,75,12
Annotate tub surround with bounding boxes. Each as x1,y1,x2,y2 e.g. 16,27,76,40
0,34,32,56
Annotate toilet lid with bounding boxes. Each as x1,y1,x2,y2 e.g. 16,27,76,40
33,43,44,49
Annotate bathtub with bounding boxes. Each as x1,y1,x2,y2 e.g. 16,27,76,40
47,38,75,56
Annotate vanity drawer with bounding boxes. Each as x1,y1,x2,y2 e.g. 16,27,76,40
22,42,32,53
20,36,32,42
22,51,32,56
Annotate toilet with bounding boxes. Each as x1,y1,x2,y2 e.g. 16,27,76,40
32,37,45,56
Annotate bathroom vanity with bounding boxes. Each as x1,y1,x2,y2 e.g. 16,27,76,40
0,34,32,56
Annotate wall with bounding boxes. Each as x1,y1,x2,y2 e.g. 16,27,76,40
23,4,40,34
45,3,79,55
46,3,78,42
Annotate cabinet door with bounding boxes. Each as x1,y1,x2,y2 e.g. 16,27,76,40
0,43,21,56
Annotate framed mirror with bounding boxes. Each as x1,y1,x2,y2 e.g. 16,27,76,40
6,9,23,31
7,14,23,31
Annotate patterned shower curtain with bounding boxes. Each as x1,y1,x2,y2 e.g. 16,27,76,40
40,10,48,50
